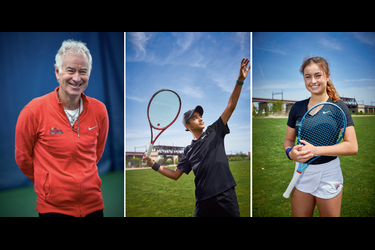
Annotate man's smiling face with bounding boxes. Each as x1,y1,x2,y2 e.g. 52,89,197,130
55,52,90,98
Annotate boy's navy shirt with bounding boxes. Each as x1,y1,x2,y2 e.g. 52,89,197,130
287,97,354,165
177,117,236,202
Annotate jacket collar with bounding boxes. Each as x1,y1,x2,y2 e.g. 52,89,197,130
53,86,90,112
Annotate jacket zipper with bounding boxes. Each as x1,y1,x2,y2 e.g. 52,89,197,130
72,127,83,216
43,172,49,200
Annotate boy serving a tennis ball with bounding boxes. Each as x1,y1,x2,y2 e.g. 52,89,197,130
143,58,250,217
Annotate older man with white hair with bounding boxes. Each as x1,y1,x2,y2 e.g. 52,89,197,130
15,39,109,217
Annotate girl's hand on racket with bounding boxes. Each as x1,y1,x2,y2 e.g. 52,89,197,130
299,140,317,155
142,152,155,167
289,144,314,163
238,58,251,82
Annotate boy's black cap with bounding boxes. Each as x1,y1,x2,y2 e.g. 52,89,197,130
182,105,204,131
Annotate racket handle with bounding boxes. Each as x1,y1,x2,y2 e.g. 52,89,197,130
283,171,302,198
141,143,154,166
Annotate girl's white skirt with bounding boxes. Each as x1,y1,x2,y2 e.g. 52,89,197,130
294,157,343,199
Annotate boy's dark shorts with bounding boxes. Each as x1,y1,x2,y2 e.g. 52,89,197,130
194,187,240,217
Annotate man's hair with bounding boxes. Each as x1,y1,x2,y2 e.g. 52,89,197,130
55,39,92,74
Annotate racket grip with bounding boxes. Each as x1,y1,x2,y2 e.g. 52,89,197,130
283,171,301,198
141,143,154,166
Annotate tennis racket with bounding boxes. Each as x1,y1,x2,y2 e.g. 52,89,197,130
142,89,181,166
283,102,347,198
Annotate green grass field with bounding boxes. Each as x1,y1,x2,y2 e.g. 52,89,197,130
126,160,250,217
0,171,124,217
253,116,375,217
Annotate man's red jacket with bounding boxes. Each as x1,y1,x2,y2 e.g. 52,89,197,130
15,87,109,217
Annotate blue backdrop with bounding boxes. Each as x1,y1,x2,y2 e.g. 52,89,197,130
0,32,124,191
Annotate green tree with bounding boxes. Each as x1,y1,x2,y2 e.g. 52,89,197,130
253,103,258,116
130,157,141,167
269,100,284,114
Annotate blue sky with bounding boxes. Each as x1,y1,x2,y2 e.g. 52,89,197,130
126,32,251,155
253,32,375,107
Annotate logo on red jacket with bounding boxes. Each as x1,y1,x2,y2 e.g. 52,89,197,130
50,127,63,135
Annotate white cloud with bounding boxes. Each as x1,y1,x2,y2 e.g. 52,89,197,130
174,32,201,51
344,78,375,82
162,32,204,67
318,38,343,50
352,32,375,46
254,47,287,55
181,85,204,99
253,79,304,90
127,32,154,62
126,96,146,103
236,32,249,52
188,52,206,68
212,77,233,93
258,61,267,82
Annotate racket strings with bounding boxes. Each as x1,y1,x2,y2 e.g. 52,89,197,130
148,91,180,129
299,104,346,147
